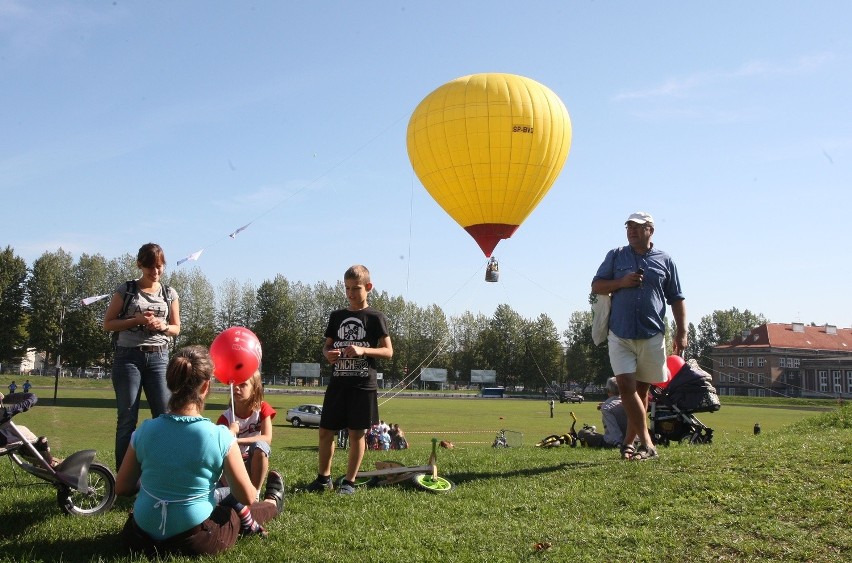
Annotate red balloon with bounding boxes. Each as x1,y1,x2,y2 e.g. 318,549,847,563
655,369,672,390
210,327,262,385
660,354,686,389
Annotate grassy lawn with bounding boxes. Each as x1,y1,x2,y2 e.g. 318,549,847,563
1,379,849,562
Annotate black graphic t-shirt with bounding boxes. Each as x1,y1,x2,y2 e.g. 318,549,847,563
324,307,389,391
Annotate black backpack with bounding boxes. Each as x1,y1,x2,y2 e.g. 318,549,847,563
110,280,173,349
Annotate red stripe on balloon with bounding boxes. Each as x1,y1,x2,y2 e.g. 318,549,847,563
464,224,519,257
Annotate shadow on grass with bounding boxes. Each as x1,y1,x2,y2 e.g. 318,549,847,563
13,532,126,560
280,445,320,452
439,460,603,485
0,494,58,534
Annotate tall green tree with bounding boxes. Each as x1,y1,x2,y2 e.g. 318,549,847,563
0,246,29,367
448,311,489,386
563,307,611,390
216,278,245,332
520,313,563,392
370,290,408,381
26,249,74,369
167,267,216,349
62,253,112,372
254,275,298,377
478,304,525,387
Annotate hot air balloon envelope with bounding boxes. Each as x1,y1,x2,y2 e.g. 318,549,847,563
406,73,572,256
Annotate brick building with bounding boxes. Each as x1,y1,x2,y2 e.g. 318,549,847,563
710,322,852,398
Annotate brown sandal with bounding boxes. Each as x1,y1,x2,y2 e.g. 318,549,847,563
631,445,659,461
620,443,636,460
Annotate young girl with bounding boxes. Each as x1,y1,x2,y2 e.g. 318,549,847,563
217,371,276,494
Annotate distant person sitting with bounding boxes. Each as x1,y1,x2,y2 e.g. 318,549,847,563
578,377,628,448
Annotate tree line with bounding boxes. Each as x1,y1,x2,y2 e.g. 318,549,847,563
0,245,767,391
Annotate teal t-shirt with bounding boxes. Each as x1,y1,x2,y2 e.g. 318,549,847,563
132,414,234,539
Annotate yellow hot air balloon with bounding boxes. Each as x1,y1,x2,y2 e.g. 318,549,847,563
406,73,572,258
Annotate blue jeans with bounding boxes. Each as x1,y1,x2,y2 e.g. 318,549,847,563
112,346,171,469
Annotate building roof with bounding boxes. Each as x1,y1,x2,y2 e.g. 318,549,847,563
715,323,852,353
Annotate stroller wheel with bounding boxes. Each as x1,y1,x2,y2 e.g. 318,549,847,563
57,462,116,516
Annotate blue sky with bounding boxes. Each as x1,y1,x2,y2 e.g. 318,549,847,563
3,1,851,333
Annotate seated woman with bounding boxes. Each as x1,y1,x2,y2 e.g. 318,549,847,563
115,345,284,557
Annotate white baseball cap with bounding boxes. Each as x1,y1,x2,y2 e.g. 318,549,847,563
625,211,654,225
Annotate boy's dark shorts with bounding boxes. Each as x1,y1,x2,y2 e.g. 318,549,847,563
320,384,378,431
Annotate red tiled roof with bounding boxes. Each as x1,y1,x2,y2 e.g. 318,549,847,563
716,323,852,352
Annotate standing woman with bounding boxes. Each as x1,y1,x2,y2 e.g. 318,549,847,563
103,243,180,469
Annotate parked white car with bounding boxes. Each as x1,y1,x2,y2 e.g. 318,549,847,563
285,404,323,427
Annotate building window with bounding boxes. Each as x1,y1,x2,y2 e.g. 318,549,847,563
728,358,733,367
718,358,725,368
834,371,842,393
793,358,800,368
747,357,754,367
738,357,744,367
758,373,765,384
748,373,755,383
819,371,828,393
779,358,786,368
757,357,766,367
847,371,852,394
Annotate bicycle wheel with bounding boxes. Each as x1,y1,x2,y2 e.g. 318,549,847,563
536,435,563,448
411,473,455,494
58,462,117,516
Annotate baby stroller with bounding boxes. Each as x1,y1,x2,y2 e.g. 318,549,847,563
0,393,116,516
650,359,720,446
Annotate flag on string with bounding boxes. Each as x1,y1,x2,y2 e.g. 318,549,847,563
177,249,204,266
229,222,252,239
81,294,111,306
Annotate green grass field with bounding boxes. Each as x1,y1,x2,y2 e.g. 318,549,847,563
1,379,849,562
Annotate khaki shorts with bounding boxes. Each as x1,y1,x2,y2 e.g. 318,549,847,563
607,331,667,384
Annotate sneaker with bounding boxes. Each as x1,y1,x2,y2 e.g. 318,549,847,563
239,524,268,539
263,470,285,514
336,481,356,495
304,477,333,493
631,445,659,461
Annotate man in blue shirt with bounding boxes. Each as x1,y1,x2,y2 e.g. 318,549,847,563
591,211,686,461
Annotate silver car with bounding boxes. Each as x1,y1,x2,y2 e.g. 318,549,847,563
285,404,323,427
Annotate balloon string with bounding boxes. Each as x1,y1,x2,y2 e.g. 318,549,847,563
229,383,235,425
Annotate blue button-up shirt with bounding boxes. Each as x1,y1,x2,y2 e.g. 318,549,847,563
592,245,684,340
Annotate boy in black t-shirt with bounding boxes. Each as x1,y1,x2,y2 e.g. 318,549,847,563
306,265,393,495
